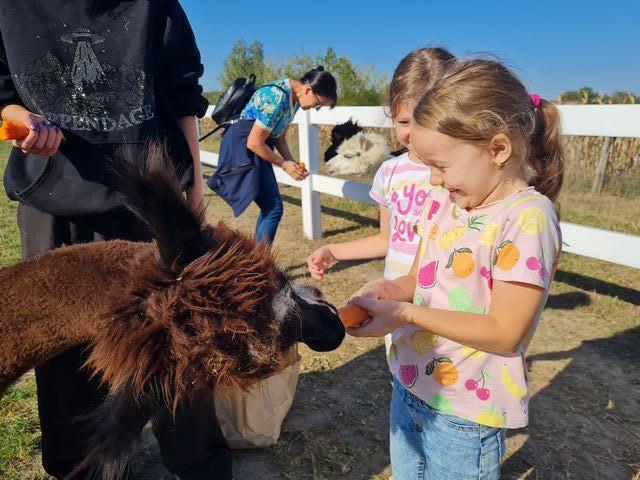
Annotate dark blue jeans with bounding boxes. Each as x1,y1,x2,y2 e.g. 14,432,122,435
254,160,283,243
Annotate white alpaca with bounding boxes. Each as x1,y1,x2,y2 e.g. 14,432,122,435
325,132,391,176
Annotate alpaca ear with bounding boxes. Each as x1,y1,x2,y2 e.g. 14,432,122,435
358,134,372,151
117,142,213,271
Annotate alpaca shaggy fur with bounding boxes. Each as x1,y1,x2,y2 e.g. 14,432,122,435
323,119,364,162
325,131,391,176
0,144,344,479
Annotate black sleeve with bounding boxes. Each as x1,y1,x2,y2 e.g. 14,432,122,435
156,1,208,118
0,31,24,109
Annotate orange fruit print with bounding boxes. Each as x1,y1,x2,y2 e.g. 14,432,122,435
494,240,520,270
426,357,459,386
446,248,475,278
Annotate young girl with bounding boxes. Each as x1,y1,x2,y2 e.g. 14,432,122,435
307,47,455,290
348,59,564,479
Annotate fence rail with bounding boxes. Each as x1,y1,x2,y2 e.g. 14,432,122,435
200,105,640,270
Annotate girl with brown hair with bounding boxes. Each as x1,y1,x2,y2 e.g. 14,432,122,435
348,58,564,479
307,46,455,368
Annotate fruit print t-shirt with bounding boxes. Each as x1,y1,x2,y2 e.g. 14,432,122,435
388,186,561,429
369,152,432,281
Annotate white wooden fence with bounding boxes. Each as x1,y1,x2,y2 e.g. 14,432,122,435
200,105,640,270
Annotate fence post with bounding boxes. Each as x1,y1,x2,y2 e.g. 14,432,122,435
591,136,612,194
298,110,322,239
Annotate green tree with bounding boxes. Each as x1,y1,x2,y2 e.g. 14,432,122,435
202,90,221,104
217,40,273,88
218,42,389,106
273,47,387,106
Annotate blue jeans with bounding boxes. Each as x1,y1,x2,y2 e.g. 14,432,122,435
254,160,283,243
390,377,506,480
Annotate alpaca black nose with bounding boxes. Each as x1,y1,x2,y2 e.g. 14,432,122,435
298,303,345,352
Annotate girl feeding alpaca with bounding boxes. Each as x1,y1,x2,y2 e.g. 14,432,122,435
307,47,456,356
307,48,455,282
348,59,564,479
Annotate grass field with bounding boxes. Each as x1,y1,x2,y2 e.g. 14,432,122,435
0,141,639,479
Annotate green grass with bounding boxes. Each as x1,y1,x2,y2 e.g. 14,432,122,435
0,375,47,479
0,143,20,266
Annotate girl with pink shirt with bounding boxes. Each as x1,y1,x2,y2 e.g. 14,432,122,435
307,47,455,364
348,59,564,479
307,48,455,285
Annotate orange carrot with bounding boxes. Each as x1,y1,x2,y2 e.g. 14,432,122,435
338,303,370,328
0,121,30,141
298,162,306,170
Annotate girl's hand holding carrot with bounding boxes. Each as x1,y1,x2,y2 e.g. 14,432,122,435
337,303,370,328
345,296,412,337
1,111,63,158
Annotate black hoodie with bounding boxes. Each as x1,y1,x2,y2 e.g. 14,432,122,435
0,0,208,215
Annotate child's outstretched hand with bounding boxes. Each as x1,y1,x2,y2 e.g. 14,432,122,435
11,113,63,158
346,296,411,338
307,245,336,280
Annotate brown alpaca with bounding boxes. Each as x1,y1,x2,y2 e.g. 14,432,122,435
0,146,344,479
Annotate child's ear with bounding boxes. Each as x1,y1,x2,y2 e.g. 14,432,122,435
489,133,512,168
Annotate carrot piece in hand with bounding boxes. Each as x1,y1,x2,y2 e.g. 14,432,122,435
299,162,306,170
338,303,370,328
0,121,29,141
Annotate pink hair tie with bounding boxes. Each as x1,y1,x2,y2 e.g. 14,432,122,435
529,93,542,110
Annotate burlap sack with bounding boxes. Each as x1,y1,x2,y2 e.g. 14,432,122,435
214,347,300,449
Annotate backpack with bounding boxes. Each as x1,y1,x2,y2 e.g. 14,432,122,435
200,75,288,142
211,74,258,127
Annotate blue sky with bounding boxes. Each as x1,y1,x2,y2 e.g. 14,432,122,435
181,0,639,100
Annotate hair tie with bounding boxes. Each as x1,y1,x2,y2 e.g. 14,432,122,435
529,93,542,111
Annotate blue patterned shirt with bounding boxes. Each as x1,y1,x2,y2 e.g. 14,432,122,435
239,78,299,138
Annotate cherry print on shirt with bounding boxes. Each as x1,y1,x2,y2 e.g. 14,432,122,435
464,369,493,401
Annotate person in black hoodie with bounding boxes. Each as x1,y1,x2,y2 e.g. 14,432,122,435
0,1,233,478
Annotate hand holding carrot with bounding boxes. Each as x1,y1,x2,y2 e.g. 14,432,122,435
282,160,308,181
338,303,370,328
344,296,412,337
1,112,63,158
0,121,29,141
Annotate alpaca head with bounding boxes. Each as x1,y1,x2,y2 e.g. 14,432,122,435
326,131,391,176
88,145,344,409
324,119,364,162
